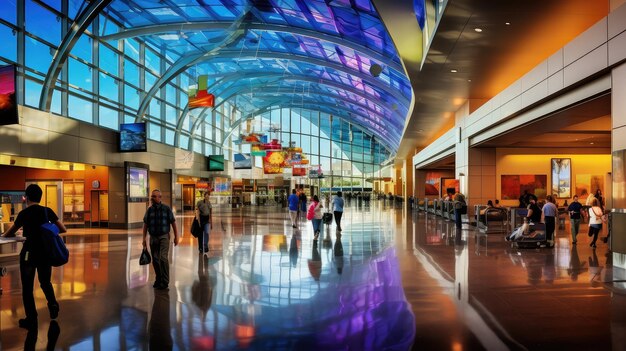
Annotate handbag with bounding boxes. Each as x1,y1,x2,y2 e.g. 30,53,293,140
322,212,333,224
41,207,69,267
139,248,151,265
191,218,202,238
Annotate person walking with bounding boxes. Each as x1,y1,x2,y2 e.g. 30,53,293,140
1,184,66,330
453,192,467,229
195,191,212,254
588,198,604,248
308,195,323,240
567,195,583,244
143,189,179,290
299,189,307,219
288,189,299,228
332,191,344,231
542,195,558,245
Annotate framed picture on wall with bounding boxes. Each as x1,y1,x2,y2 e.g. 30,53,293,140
551,158,571,198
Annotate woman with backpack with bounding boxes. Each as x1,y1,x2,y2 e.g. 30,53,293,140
307,195,323,240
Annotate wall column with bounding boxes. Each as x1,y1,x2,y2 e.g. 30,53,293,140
611,62,626,270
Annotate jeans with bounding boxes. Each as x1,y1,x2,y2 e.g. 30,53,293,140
312,218,322,234
20,247,57,319
590,224,602,245
334,211,343,229
570,218,580,242
545,216,555,241
197,222,210,252
454,209,462,228
289,210,297,226
150,235,171,287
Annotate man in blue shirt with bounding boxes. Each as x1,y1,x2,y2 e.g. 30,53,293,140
567,195,583,244
542,195,558,244
288,189,299,228
332,192,345,231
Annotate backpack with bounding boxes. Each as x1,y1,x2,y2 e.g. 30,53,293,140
307,202,317,220
41,207,69,267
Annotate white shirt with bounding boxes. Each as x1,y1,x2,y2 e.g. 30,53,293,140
588,206,603,225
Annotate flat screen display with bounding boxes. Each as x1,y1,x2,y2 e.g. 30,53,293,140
129,167,148,198
0,64,18,126
208,155,224,171
119,122,147,152
234,153,252,169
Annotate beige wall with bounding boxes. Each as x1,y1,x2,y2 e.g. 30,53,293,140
495,149,611,207
468,148,496,215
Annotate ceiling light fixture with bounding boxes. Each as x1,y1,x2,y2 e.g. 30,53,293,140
505,22,511,25
450,69,458,73
590,142,595,145
474,28,482,32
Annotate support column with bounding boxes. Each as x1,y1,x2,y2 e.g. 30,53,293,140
611,62,626,271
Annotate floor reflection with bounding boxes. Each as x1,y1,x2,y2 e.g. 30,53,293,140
0,202,415,350
1,202,623,350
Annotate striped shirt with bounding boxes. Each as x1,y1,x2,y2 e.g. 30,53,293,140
143,203,175,236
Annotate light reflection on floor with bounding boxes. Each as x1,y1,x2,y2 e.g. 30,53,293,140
0,201,623,350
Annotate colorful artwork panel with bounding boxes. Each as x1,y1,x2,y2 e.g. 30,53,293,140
551,158,571,198
425,172,441,196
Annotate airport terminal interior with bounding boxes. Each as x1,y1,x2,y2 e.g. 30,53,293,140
2,0,626,350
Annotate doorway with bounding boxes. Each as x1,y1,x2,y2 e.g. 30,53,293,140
45,185,58,212
90,190,109,227
182,184,195,211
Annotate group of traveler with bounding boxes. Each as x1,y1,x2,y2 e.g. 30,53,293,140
510,189,607,248
287,189,345,239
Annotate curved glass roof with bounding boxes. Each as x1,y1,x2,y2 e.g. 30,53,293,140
73,0,413,153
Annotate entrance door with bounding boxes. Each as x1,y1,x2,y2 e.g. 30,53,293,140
90,190,109,227
45,185,58,212
182,184,195,211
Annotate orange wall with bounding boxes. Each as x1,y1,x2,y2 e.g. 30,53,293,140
0,165,109,218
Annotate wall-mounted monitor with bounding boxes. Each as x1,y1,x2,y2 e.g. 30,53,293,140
234,153,252,169
208,155,225,171
0,64,18,126
119,122,147,152
125,162,150,202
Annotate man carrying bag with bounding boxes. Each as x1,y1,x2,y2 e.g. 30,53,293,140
2,184,66,329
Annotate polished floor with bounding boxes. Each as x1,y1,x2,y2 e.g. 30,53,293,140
0,200,622,350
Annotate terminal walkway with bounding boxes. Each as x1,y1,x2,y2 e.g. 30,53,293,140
0,201,618,350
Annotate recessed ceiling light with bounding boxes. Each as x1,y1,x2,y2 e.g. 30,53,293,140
590,142,595,145
505,22,511,25
474,28,483,32
450,69,458,73
467,79,472,82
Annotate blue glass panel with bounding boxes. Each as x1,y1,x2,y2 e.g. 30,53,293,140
124,84,139,110
124,39,140,62
99,72,119,102
69,58,92,91
165,128,175,145
166,84,177,105
124,60,139,87
99,45,119,75
72,34,92,63
178,134,188,147
149,98,160,119
0,0,17,24
145,71,157,90
40,0,61,11
25,37,53,73
99,105,119,130
0,24,17,62
25,0,60,45
24,79,42,108
165,104,177,125
51,89,61,115
68,94,93,123
149,123,162,142
99,14,119,36
145,48,161,73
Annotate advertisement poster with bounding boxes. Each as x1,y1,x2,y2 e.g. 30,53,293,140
129,167,148,198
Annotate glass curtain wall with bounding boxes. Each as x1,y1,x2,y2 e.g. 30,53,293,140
0,1,228,157
227,107,391,191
